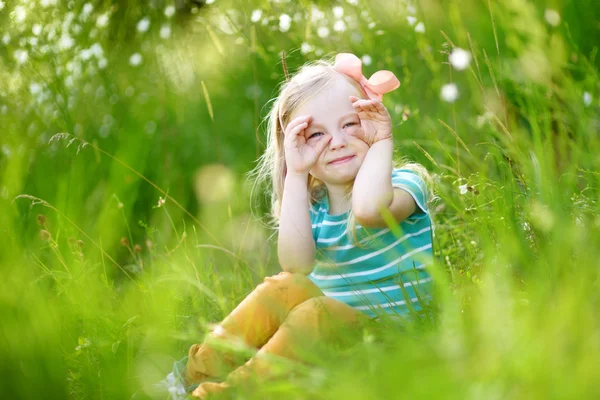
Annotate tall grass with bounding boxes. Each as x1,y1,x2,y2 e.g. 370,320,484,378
0,0,598,398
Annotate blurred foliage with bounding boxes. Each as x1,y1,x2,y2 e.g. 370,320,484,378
0,0,599,398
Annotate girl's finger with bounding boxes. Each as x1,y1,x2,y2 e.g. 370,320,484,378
313,134,332,155
284,122,309,145
284,115,311,135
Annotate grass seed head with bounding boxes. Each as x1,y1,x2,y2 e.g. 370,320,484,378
36,214,47,225
39,230,51,241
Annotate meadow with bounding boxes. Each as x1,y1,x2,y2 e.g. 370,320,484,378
0,0,599,398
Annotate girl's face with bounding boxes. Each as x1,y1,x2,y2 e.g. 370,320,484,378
290,77,369,186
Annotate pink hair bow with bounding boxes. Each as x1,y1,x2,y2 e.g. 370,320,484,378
333,53,400,101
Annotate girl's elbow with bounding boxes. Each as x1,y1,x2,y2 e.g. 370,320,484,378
278,250,315,275
354,211,381,228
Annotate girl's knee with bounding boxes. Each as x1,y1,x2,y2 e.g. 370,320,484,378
284,296,335,323
283,296,367,345
287,296,369,328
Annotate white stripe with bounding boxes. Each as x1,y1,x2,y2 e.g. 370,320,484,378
312,219,348,228
322,226,431,267
311,244,432,280
327,228,391,250
317,225,364,244
323,277,432,296
353,295,431,311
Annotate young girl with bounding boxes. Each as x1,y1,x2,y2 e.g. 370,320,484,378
165,53,434,399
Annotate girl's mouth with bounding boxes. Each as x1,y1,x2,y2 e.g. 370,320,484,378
328,155,354,165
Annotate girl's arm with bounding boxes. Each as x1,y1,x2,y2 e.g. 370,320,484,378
353,138,394,218
277,172,315,275
352,139,417,227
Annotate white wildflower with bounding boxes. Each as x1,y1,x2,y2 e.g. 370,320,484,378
407,5,416,14
414,22,425,33
300,42,314,55
449,48,472,71
544,9,560,26
317,26,329,38
206,0,214,3
30,83,42,95
160,25,171,39
129,53,142,66
0,1,4,11
164,5,176,18
14,6,27,23
82,3,93,15
346,0,358,4
333,6,344,18
459,184,468,195
90,43,103,57
333,20,346,32
361,54,372,66
279,14,291,32
80,48,92,60
137,17,150,33
583,91,592,107
440,83,459,103
14,49,28,64
96,13,109,28
40,0,57,7
32,24,42,36
368,21,376,29
58,35,74,50
406,16,417,26
98,58,107,69
251,9,262,23
311,6,325,21
2,33,10,45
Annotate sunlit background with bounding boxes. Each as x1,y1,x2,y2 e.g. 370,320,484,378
1,0,599,398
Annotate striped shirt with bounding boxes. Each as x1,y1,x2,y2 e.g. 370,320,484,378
308,169,434,319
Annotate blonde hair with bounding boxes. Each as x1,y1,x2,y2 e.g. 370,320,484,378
249,56,435,243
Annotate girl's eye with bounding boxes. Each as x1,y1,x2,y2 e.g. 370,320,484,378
344,122,357,128
309,132,324,139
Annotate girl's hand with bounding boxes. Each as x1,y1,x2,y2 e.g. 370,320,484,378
349,96,393,146
283,115,331,175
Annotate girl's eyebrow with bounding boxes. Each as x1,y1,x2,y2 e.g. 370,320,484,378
307,113,357,129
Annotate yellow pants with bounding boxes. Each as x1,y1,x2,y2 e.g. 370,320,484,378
184,271,373,396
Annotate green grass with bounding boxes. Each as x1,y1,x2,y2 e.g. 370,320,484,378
0,0,599,398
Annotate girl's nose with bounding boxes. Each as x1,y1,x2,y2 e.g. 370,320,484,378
329,130,348,150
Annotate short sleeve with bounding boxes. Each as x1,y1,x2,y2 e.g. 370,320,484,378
391,168,429,220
